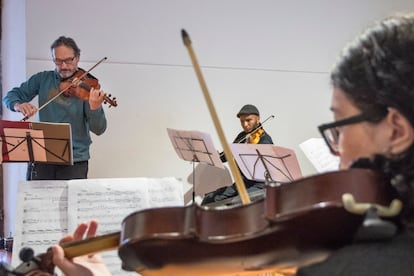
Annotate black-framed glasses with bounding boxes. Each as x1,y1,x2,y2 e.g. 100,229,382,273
318,113,379,155
53,56,76,65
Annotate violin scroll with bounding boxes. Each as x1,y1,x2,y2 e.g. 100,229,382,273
1,247,55,275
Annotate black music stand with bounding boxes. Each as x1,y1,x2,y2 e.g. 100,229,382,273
0,120,73,167
167,128,223,203
229,143,302,184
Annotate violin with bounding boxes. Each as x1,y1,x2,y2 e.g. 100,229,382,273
117,169,402,275
60,68,118,108
247,126,264,144
21,57,117,122
6,169,403,275
219,115,274,159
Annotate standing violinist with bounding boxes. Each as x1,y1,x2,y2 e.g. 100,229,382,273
3,36,107,180
201,104,273,205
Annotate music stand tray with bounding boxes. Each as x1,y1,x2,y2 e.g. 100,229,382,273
230,143,302,184
167,128,223,169
0,120,73,165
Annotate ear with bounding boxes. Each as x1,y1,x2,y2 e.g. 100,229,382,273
387,108,414,154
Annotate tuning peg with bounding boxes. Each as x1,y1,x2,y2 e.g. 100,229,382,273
19,247,34,262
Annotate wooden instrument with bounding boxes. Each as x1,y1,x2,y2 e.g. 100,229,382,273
7,169,402,275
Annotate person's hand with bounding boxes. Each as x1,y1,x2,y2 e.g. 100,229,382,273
51,220,112,276
88,88,105,110
14,102,38,118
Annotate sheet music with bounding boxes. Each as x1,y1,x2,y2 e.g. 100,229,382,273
13,177,184,275
67,177,183,276
299,138,340,172
13,181,69,267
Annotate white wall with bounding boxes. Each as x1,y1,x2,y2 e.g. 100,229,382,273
4,0,414,234
2,0,27,238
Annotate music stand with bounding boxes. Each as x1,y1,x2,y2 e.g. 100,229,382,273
229,143,302,184
0,120,73,166
167,128,223,203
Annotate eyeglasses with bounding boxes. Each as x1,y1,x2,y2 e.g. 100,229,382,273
53,56,76,65
318,112,382,155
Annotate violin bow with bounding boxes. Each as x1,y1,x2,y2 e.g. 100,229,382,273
9,232,120,274
181,29,251,204
21,57,108,122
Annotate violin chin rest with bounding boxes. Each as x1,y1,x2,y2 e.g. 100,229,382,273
342,193,403,217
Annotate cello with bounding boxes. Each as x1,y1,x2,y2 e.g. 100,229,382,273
5,31,404,275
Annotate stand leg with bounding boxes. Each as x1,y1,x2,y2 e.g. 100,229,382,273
25,132,35,164
192,161,196,203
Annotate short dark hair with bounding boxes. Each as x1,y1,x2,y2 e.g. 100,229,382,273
50,36,81,56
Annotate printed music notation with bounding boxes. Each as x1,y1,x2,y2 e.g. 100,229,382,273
13,177,184,276
299,138,340,173
14,180,69,260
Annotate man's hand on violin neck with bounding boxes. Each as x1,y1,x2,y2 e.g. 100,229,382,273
14,102,38,117
89,88,105,110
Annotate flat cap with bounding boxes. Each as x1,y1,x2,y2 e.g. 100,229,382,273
237,104,260,118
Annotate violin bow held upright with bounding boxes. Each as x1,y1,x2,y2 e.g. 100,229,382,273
181,29,251,204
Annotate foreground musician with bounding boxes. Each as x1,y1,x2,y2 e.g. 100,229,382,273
296,13,414,275
201,104,274,205
53,13,414,275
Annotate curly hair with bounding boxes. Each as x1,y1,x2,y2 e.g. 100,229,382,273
331,14,414,125
332,14,414,224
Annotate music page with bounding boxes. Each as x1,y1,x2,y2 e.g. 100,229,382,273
12,177,184,275
13,181,69,267
299,138,340,173
67,177,184,275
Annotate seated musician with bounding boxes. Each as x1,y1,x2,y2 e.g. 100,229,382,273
201,104,274,205
28,13,414,276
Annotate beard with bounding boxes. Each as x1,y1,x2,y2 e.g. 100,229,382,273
58,68,77,79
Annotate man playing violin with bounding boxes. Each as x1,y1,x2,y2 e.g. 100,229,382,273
3,36,107,180
201,104,274,205
224,104,273,146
